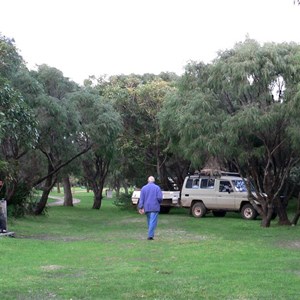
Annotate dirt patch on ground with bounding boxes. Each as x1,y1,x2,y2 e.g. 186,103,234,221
155,228,209,242
278,240,300,249
41,265,63,271
119,217,145,224
17,234,89,242
48,196,80,206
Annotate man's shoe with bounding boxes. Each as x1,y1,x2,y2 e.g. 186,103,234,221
147,237,154,240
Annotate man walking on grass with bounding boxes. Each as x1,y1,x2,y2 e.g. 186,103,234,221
138,176,163,240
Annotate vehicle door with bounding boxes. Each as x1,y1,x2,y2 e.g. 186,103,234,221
216,180,236,209
180,177,200,207
197,178,218,209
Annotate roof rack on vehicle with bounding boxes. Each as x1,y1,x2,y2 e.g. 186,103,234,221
220,171,240,177
191,169,240,178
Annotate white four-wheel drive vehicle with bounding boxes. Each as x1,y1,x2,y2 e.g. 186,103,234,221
132,172,260,220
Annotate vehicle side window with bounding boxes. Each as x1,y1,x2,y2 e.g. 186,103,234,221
186,178,200,189
219,180,232,192
192,179,199,188
200,178,215,189
186,179,193,189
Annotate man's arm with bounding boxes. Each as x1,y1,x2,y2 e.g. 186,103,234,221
157,187,163,203
138,189,145,214
138,188,144,209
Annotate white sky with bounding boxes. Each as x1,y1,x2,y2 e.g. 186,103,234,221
1,0,299,84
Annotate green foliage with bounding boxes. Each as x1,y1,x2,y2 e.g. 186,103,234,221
32,64,79,99
0,79,38,147
0,33,23,78
160,39,300,225
4,184,38,218
113,191,135,210
97,73,187,189
69,90,122,154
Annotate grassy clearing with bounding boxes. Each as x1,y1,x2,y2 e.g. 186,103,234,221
1,192,300,300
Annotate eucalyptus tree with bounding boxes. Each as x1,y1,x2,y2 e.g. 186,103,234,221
134,76,191,189
97,73,187,191
101,74,151,189
160,39,300,227
0,34,39,206
67,90,122,209
29,65,94,214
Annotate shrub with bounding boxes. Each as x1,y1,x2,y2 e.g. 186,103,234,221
113,192,135,210
6,184,38,218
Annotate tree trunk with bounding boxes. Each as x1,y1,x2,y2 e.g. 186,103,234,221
124,185,128,195
34,174,56,215
115,187,120,198
63,176,73,206
82,154,110,210
292,192,300,225
274,196,291,225
56,182,61,193
260,203,274,227
261,215,271,227
92,188,102,209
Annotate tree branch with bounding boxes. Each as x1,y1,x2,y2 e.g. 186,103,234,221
33,144,92,186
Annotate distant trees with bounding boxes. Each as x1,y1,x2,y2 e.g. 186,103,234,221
93,73,188,190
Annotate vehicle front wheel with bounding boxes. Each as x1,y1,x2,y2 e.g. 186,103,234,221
241,204,258,220
191,202,206,218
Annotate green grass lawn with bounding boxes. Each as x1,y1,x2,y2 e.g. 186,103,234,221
1,192,300,300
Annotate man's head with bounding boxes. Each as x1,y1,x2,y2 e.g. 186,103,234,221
148,176,155,183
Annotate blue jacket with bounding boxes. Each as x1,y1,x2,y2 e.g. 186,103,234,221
138,182,163,212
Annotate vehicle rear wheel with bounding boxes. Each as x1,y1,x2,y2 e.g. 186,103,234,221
241,204,258,220
212,210,226,217
191,202,206,218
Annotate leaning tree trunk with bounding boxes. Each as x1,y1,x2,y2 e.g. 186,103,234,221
34,174,56,215
63,176,73,206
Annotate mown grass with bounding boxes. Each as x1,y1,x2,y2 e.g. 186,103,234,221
1,191,300,300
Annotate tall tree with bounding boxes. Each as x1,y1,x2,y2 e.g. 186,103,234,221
160,39,300,227
68,90,122,209
0,34,38,206
98,73,187,191
31,65,92,214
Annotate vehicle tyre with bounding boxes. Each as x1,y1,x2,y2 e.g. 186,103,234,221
241,204,258,220
160,206,171,214
191,202,206,218
212,210,226,217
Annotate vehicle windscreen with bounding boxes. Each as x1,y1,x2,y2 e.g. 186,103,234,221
231,179,248,192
